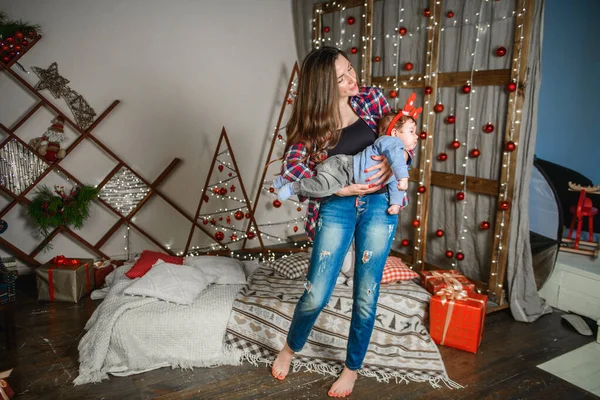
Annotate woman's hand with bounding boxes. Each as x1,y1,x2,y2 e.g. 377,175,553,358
365,155,393,186
335,183,381,197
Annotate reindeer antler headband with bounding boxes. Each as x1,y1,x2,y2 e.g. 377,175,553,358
385,92,423,136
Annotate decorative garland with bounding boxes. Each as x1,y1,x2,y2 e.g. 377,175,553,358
28,185,99,238
0,12,40,39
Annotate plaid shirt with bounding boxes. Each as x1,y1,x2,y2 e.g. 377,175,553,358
281,86,402,241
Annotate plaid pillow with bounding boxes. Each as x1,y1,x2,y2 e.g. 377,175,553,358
381,256,419,283
267,252,310,280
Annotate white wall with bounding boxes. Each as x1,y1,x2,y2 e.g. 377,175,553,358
0,0,298,261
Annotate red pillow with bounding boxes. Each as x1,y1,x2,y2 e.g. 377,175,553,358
381,256,419,283
125,250,183,279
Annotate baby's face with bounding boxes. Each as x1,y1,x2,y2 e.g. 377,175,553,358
393,120,418,150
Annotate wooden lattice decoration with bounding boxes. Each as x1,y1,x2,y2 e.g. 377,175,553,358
313,0,535,309
0,37,224,265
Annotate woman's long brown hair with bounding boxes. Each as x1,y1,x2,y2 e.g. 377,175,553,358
285,47,350,162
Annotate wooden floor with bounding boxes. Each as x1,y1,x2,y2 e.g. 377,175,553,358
0,276,597,400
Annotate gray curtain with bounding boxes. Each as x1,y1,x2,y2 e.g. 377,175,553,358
291,0,550,322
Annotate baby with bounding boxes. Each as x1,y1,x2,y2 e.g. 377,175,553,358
274,93,421,215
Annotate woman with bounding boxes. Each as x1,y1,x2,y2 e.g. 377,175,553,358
272,46,398,398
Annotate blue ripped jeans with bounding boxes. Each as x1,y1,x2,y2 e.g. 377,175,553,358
286,193,398,370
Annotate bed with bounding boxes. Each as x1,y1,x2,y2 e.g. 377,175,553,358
75,257,456,388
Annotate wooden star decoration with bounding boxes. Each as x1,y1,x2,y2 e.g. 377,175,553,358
32,62,70,99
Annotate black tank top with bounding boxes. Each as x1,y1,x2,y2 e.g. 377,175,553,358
328,118,386,194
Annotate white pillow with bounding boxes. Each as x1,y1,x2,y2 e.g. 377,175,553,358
124,260,213,305
183,255,247,284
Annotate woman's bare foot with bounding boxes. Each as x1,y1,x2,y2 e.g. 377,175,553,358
328,367,358,397
271,343,294,380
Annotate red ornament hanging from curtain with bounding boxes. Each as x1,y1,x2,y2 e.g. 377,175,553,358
347,16,356,25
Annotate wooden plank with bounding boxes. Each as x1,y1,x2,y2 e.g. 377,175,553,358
320,0,364,14
372,69,511,90
412,0,442,272
489,0,534,305
429,171,499,196
312,3,322,48
363,0,374,85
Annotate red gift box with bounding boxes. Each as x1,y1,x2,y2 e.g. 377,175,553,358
421,270,475,294
93,260,123,288
429,289,487,353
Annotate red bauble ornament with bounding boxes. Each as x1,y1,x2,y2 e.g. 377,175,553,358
278,133,284,138
418,186,426,193
203,195,209,202
480,220,491,230
495,46,507,57
437,152,448,161
219,188,227,196
226,216,231,224
350,47,358,54
215,231,225,241
389,90,398,98
234,211,244,220
445,250,454,258
14,45,21,52
424,8,431,17
462,84,471,94
14,32,24,40
324,26,330,33
374,56,381,62
456,252,465,261
433,103,444,113
398,27,407,36
456,191,465,201
469,148,481,158
247,231,256,239
347,16,356,25
445,114,456,124
297,207,302,212
1,45,8,52
411,219,420,228
419,131,428,140
483,123,495,133
404,62,414,71
21,39,28,47
293,226,298,232
435,229,445,237
218,165,224,172
203,219,208,225
447,10,455,18
5,37,14,44
499,201,510,211
210,218,216,225
219,216,223,221
424,86,433,95
507,81,517,92
230,234,237,241
505,141,516,152
245,212,251,219
401,239,410,247
450,140,461,150
273,199,282,208
269,187,275,193
2,56,9,63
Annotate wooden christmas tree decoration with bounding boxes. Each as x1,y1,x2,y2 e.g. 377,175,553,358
184,127,265,256
241,62,306,253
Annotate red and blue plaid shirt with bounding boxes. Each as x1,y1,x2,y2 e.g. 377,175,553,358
281,86,403,241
